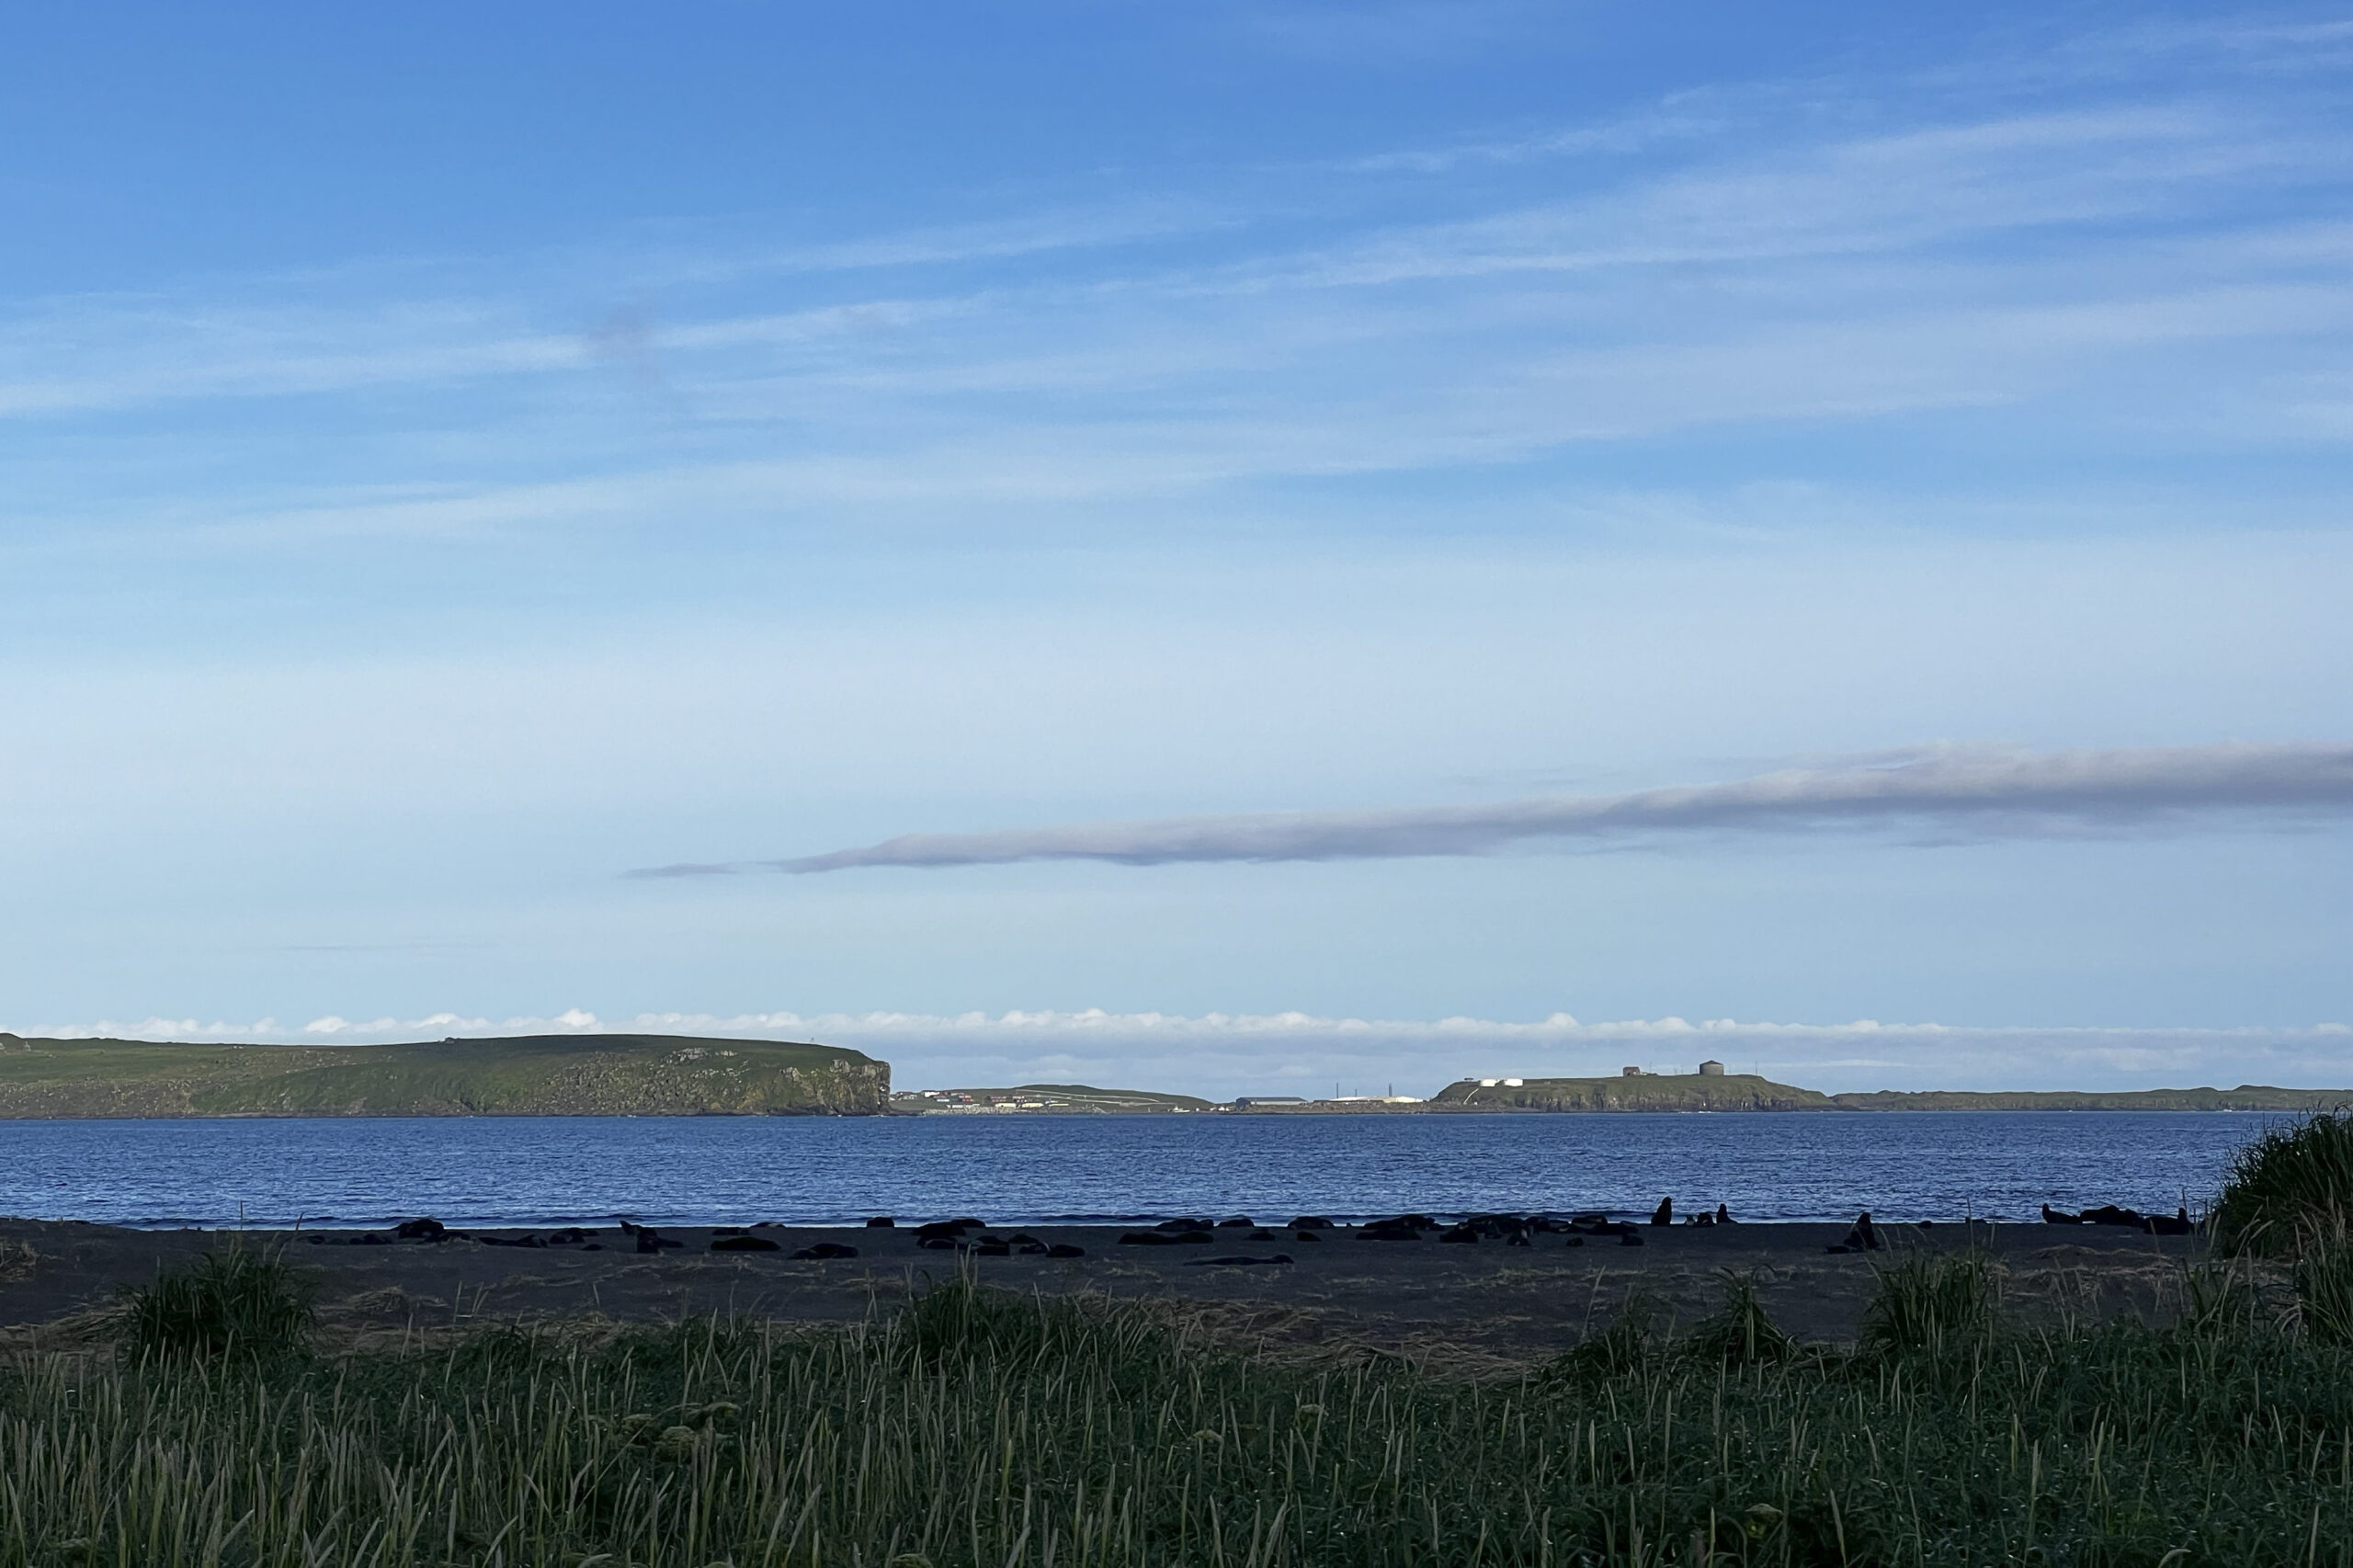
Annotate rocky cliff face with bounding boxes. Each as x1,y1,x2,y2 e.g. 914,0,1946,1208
0,1033,892,1118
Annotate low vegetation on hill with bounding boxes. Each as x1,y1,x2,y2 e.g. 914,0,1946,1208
893,1082,1217,1113
0,1033,890,1117
1437,1073,2353,1114
1434,1073,1837,1112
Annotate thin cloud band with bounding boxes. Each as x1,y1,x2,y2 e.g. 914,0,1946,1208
630,741,2353,878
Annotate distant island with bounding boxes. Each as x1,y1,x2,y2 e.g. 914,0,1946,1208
1436,1071,2353,1113
903,1070,2353,1115
893,1083,1218,1114
0,1033,888,1118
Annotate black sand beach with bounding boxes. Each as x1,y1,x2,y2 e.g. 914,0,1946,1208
0,1216,2222,1365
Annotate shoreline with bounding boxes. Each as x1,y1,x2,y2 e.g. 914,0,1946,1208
11,1204,2196,1231
0,1100,2328,1123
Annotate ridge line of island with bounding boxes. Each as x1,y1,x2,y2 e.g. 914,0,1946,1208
0,1030,2344,1119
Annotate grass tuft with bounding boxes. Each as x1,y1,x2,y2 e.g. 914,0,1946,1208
2212,1108,2353,1256
1546,1288,1658,1382
2296,1227,2353,1346
112,1242,315,1364
893,1267,1074,1367
1859,1248,1995,1359
2181,1255,2267,1339
1683,1270,1796,1365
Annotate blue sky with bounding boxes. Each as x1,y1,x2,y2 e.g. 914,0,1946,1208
4,3,2351,1095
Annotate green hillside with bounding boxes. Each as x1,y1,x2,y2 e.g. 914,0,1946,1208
893,1082,1216,1113
1435,1073,2353,1113
0,1033,889,1118
1433,1074,1837,1112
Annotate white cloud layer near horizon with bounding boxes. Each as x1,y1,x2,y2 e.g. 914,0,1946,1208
641,742,2353,877
12,1006,2350,1101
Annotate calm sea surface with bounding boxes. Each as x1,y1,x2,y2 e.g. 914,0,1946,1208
0,1112,2275,1230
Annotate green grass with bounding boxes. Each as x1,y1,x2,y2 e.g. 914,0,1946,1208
9,1256,2353,1565
1682,1272,1797,1366
2213,1110,2353,1256
111,1243,317,1364
1857,1250,1995,1359
2294,1232,2353,1347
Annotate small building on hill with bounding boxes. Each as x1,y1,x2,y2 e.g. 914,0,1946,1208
1699,1059,1726,1076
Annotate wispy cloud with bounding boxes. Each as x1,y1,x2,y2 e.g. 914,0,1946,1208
648,744,2353,877
6,82,2335,457
112,260,2350,551
0,200,1217,422
5,58,2346,581
1338,106,1727,175
1287,107,2274,291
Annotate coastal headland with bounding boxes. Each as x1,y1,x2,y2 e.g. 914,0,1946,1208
0,1032,888,1118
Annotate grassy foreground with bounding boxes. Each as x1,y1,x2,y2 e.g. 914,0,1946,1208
6,1254,2353,1567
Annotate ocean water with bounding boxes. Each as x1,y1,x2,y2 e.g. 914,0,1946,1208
0,1111,2272,1230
